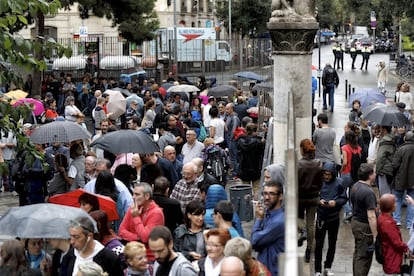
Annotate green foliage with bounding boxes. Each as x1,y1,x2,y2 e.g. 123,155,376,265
0,0,72,87
316,0,335,28
61,0,159,43
215,0,271,37
0,101,44,167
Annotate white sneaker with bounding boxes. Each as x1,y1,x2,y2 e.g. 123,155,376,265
324,268,334,276
315,273,322,276
11,191,18,196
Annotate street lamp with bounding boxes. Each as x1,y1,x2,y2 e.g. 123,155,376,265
228,0,231,40
173,0,178,75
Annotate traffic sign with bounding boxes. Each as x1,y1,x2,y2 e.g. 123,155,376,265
79,26,88,38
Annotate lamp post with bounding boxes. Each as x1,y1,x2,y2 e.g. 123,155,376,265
173,0,178,75
228,0,231,40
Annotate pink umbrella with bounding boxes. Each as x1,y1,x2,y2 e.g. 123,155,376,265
13,98,45,116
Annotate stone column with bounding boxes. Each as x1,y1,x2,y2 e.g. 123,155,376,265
267,5,318,275
269,21,318,163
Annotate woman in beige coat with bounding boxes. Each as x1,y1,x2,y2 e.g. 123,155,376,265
377,60,388,94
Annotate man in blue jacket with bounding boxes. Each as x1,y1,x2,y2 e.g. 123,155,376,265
314,162,347,276
251,180,285,276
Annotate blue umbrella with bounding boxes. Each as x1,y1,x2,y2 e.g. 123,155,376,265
234,71,267,82
349,88,386,108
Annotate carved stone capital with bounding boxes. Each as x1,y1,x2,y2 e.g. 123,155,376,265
267,22,318,54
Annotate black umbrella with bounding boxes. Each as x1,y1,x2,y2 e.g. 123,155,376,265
208,85,237,98
363,105,410,127
90,130,160,154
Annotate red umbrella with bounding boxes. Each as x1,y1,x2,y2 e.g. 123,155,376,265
48,189,119,221
13,98,45,116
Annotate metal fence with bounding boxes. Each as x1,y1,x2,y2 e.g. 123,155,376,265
50,36,274,85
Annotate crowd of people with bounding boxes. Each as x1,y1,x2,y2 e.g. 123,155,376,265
2,63,414,276
0,70,275,275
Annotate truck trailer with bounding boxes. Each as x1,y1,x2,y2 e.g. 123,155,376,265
144,27,232,73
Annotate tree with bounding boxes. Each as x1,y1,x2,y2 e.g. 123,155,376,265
61,0,160,43
215,0,271,38
316,0,336,29
0,0,71,87
0,0,69,172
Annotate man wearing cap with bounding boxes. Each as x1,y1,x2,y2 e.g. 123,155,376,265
64,216,123,275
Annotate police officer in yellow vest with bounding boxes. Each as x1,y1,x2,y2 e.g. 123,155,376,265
360,46,371,71
332,43,338,69
350,46,357,70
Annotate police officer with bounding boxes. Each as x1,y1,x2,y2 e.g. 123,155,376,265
349,45,357,70
360,46,371,71
332,43,338,69
336,43,344,70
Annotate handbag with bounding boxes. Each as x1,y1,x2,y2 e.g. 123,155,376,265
400,255,410,276
333,143,342,166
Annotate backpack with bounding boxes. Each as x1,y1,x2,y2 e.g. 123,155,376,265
374,235,383,264
194,120,207,142
204,147,226,183
37,111,47,124
350,148,361,182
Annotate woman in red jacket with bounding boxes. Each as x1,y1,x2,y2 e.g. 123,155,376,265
377,193,408,274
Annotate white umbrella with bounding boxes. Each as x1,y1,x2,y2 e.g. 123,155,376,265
105,89,126,120
167,84,200,93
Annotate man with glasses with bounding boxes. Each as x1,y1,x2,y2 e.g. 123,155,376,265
251,180,284,276
181,128,205,164
149,226,197,276
170,162,201,213
64,217,123,275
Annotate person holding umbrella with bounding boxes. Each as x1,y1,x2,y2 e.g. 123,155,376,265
24,238,52,274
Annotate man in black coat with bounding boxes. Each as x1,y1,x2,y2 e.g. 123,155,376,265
153,176,184,233
234,96,249,122
63,217,123,275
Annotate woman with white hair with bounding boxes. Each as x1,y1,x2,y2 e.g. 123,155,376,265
64,95,83,122
76,261,108,276
377,60,388,94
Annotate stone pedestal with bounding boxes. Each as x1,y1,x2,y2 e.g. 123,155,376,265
268,19,318,276
268,21,318,163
